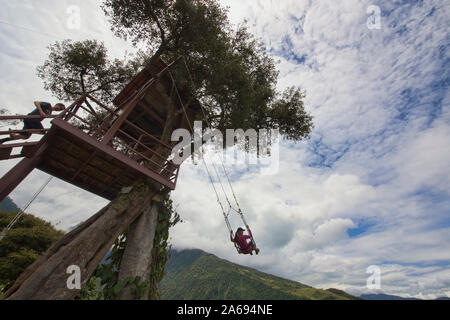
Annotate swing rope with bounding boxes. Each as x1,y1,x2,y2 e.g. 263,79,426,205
0,176,53,241
168,59,257,251
181,59,245,216
167,71,232,235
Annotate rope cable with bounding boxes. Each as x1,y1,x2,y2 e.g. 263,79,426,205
169,61,257,249
168,71,233,234
181,58,245,216
0,176,53,241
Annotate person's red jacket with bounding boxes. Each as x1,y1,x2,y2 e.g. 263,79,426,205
231,228,253,254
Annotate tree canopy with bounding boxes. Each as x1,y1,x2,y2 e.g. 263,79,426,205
103,0,313,142
36,39,142,103
0,211,64,291
37,1,313,146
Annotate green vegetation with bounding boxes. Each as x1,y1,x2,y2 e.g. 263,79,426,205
103,0,314,146
37,39,142,103
0,210,65,291
74,276,100,300
0,208,99,299
0,203,356,300
159,249,358,300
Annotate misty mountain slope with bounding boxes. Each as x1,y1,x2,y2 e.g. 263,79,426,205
0,197,20,213
159,249,359,300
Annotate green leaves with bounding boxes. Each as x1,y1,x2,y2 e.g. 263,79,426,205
0,211,65,291
95,232,127,299
75,276,100,300
102,0,314,149
113,282,124,295
270,87,314,141
36,39,142,103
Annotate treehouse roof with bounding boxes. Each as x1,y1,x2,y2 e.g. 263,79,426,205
113,56,202,133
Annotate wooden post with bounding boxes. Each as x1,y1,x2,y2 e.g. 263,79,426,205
0,143,48,202
101,99,138,145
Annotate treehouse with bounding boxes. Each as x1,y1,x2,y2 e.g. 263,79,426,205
0,56,201,201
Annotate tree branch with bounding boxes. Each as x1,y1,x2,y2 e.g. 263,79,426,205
145,0,168,67
80,74,86,94
87,76,127,95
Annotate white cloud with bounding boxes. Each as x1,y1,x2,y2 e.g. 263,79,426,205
0,0,449,299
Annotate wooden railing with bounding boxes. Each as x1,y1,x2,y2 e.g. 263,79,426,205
0,93,180,185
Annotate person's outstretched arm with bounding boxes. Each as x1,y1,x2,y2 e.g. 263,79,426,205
230,231,235,242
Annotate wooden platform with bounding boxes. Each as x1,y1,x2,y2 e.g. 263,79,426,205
30,119,176,200
0,56,199,203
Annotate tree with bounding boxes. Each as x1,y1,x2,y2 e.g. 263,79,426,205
36,39,142,103
102,0,313,300
2,0,313,300
0,211,98,299
103,0,313,139
0,211,65,291
95,196,180,300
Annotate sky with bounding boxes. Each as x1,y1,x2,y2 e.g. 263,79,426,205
0,0,449,299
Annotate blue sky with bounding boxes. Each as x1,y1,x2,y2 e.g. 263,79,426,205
0,0,449,298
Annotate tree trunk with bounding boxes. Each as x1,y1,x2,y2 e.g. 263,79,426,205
1,184,159,300
117,201,159,300
116,80,177,300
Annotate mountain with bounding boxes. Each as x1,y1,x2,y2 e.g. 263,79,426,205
0,197,20,213
360,294,421,300
360,293,450,300
159,249,359,300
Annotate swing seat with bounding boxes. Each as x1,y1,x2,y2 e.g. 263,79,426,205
234,240,256,255
234,242,245,254
237,249,253,256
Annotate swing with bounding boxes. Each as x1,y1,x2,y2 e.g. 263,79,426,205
226,207,257,255
169,59,258,255
233,233,257,255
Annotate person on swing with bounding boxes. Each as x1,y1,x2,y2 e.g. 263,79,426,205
231,226,260,255
1,101,65,144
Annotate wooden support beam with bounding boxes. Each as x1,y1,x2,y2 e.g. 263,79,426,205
44,141,121,183
84,99,102,122
92,114,114,139
0,129,50,136
101,99,138,145
0,115,56,121
8,154,25,160
43,153,110,189
71,150,98,181
0,142,39,150
137,101,165,127
0,142,48,202
52,118,176,190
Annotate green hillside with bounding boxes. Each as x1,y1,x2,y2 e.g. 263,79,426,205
159,249,358,300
